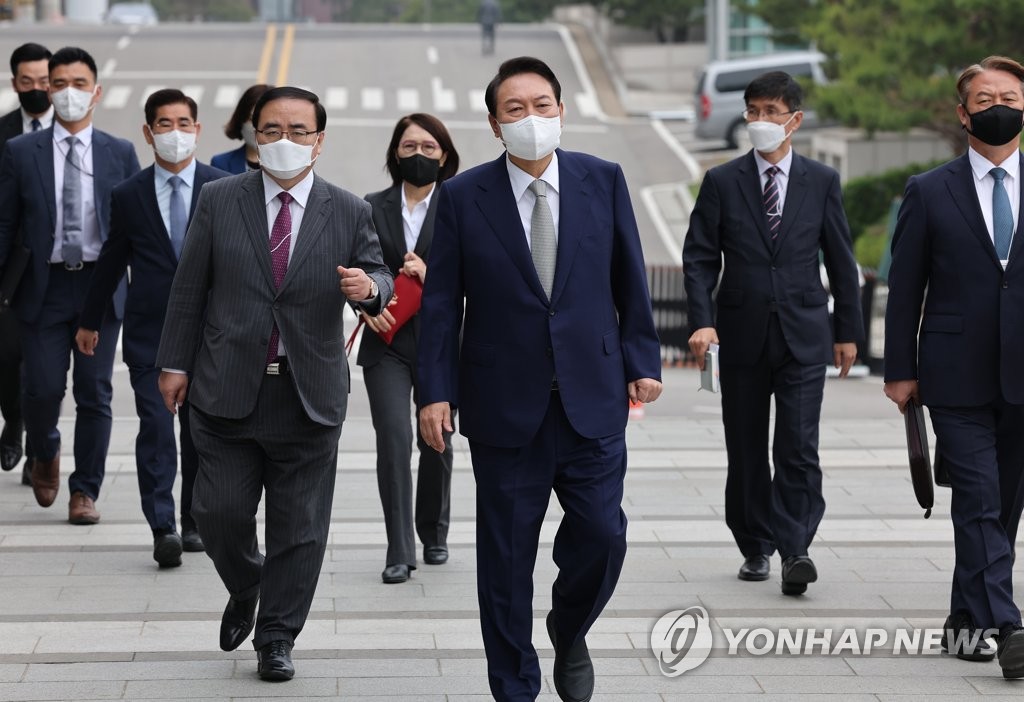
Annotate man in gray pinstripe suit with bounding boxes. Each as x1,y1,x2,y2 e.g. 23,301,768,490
156,87,392,682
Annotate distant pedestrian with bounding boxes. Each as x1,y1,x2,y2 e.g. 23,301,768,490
210,83,272,174
478,0,501,56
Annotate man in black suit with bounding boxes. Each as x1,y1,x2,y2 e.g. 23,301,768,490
0,42,53,485
885,55,1024,677
0,46,140,524
76,89,229,567
683,71,862,595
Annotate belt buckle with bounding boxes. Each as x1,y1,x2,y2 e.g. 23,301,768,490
64,261,84,271
265,362,281,375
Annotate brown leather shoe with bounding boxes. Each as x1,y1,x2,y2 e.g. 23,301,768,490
68,492,100,525
31,454,61,507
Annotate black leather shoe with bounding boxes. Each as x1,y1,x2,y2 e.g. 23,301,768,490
998,628,1024,679
220,594,259,651
546,610,594,702
181,527,205,552
780,555,817,596
153,532,183,568
21,459,32,486
424,545,449,565
738,554,770,581
940,612,996,662
382,564,410,584
257,640,295,681
0,421,22,471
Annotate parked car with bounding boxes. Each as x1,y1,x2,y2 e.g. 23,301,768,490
105,2,158,25
695,51,827,148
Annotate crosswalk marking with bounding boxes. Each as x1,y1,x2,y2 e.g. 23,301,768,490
0,89,17,113
575,93,600,119
182,85,204,106
361,87,383,111
431,77,456,113
139,85,165,108
468,89,487,113
396,88,419,112
213,85,240,109
103,85,132,110
326,87,348,110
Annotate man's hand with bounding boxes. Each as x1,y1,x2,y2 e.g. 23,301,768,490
833,342,858,378
628,378,663,404
419,402,453,453
688,327,719,370
75,327,99,356
402,252,426,282
158,371,189,415
883,379,919,414
337,266,374,301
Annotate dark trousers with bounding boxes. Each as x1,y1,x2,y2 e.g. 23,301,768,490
20,266,120,499
364,348,453,567
720,313,827,559
929,400,1024,631
128,364,199,533
189,372,341,649
469,391,627,702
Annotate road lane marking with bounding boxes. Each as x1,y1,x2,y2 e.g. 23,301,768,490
396,88,419,111
468,89,486,113
256,24,277,85
639,184,684,262
361,87,383,110
574,93,599,119
426,46,439,64
650,118,700,185
326,87,348,110
100,59,117,78
275,24,295,85
431,77,455,112
139,85,166,107
554,24,607,124
116,36,131,50
326,116,608,133
213,85,241,108
182,85,204,104
102,85,132,110
0,88,16,112
103,71,257,79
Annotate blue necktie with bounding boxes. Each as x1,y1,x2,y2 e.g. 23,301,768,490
991,167,1013,260
30,118,41,131
168,175,187,260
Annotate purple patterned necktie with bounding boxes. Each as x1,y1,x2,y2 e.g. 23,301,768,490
266,191,293,363
763,165,782,240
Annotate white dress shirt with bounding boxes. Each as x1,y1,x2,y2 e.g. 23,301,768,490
154,159,196,238
753,148,794,218
50,122,100,263
968,146,1019,268
507,151,560,249
401,183,435,253
21,106,53,133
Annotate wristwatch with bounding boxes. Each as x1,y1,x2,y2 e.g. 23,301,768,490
366,279,378,300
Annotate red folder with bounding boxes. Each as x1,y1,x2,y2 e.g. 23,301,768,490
377,273,423,345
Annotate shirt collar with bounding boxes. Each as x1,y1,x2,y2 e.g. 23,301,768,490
753,148,793,178
53,121,93,148
154,159,197,189
506,150,560,201
968,146,1020,182
400,182,436,213
22,106,53,127
262,169,315,208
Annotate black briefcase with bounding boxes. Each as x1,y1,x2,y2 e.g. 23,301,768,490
904,400,934,519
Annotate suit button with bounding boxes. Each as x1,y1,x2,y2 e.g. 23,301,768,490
273,303,280,310
771,266,777,271
1004,282,1009,289
549,310,555,317
546,347,553,357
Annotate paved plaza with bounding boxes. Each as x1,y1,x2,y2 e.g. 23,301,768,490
1,366,1022,700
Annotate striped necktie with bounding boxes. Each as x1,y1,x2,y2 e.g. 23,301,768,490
763,166,782,240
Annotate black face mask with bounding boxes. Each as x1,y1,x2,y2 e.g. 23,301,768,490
965,104,1024,146
398,153,440,187
17,89,49,116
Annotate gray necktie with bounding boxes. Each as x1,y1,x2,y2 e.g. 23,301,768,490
991,167,1013,260
62,136,83,267
528,179,556,296
168,175,187,260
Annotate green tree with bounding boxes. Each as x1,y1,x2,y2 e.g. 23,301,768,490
594,0,704,42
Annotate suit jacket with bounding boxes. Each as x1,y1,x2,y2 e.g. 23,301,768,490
210,145,248,175
356,183,437,367
0,109,24,153
155,170,393,426
79,162,232,367
885,152,1024,406
417,149,662,447
0,125,141,323
683,150,862,367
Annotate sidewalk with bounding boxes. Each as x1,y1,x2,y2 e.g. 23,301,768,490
1,367,1018,700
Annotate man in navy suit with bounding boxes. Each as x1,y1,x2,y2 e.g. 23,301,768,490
683,71,862,595
885,55,1024,678
418,57,662,702
0,46,140,524
0,42,53,484
76,89,229,566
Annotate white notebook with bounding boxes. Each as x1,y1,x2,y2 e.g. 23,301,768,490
700,343,720,393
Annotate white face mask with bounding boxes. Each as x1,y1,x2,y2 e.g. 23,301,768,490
499,114,561,161
241,122,258,150
258,138,317,180
150,128,197,164
746,113,798,153
51,86,96,123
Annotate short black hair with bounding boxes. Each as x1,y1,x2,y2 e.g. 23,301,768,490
48,46,97,80
484,56,562,116
743,71,803,112
385,113,460,186
144,88,198,126
252,86,326,133
224,83,272,140
10,43,51,76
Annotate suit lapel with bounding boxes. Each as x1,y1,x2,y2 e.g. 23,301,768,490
775,153,809,250
550,150,587,305
279,175,331,292
379,185,405,267
736,152,773,253
91,132,117,241
33,131,56,233
1010,152,1024,268
237,172,275,289
136,166,177,262
945,154,1002,269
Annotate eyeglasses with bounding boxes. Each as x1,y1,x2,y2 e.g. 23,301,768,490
151,119,196,132
742,108,796,122
256,128,318,143
397,140,440,157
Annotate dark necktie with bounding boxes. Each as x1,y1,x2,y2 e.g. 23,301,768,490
30,118,41,131
62,136,83,267
266,191,293,363
528,179,556,297
991,167,1013,260
168,175,187,260
763,165,782,240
